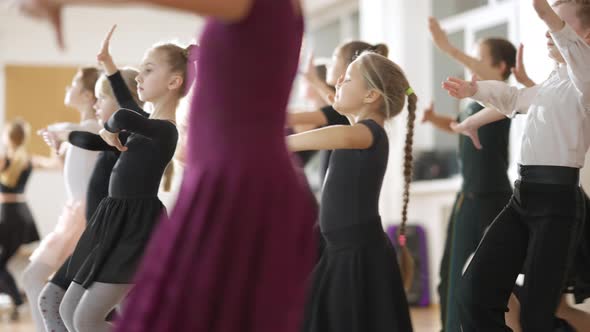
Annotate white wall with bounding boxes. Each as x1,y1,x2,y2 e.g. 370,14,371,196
359,0,433,221
0,7,202,63
0,6,203,125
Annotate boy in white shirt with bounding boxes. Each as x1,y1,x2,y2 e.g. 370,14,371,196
442,0,590,331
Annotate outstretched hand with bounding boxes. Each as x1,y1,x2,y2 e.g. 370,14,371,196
422,102,435,123
450,120,482,150
96,24,119,75
99,129,127,152
300,52,320,84
532,0,553,18
532,0,565,31
18,0,64,49
442,76,478,99
97,25,116,63
511,43,536,87
37,128,61,151
428,17,452,53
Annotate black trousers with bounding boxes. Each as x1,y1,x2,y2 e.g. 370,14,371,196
458,170,584,332
445,191,512,332
438,206,454,332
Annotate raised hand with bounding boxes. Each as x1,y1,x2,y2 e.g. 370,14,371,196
532,0,564,31
300,52,320,84
17,0,64,49
428,17,453,53
533,0,553,18
422,102,435,123
511,43,536,87
97,24,118,75
52,130,71,142
442,76,478,99
99,128,127,152
450,119,482,150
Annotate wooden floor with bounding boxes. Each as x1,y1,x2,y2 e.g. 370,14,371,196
0,305,442,332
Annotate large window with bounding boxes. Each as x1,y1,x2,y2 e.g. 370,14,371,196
433,0,487,19
293,2,361,193
307,7,361,58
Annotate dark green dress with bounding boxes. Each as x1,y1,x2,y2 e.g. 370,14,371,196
439,102,512,332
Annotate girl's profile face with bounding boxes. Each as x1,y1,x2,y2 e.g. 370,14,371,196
474,42,505,79
93,86,118,125
64,71,89,108
136,49,179,102
333,59,371,116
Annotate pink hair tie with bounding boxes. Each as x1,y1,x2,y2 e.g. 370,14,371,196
398,234,407,247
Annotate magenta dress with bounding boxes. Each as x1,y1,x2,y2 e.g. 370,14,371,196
115,0,316,331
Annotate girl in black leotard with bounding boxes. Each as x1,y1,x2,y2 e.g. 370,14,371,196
288,51,415,332
288,42,390,263
37,67,145,331
288,41,389,183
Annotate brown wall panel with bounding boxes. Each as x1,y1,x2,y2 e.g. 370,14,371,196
5,65,82,155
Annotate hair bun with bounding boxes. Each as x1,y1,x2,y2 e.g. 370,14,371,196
184,44,200,62
372,44,389,57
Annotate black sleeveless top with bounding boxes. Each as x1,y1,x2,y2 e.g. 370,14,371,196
0,158,33,194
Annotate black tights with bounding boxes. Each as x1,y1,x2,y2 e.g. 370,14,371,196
0,264,23,306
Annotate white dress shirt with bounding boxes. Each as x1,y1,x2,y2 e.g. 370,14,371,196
472,23,590,168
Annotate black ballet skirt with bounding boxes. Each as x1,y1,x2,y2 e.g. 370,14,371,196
0,202,39,263
66,196,167,288
302,221,413,332
0,162,39,263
